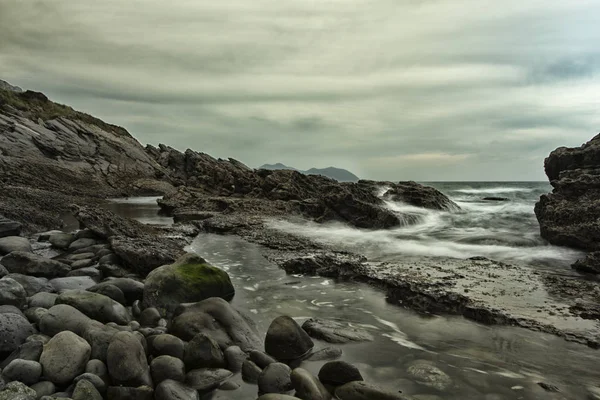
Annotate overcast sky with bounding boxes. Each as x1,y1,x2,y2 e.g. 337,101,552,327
1,0,599,181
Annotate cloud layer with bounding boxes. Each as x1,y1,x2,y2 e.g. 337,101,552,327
1,0,599,180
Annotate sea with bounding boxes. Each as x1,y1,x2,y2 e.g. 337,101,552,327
106,182,599,400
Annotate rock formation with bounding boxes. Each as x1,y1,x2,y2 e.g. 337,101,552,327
535,133,600,273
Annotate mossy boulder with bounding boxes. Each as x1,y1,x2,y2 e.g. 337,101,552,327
143,253,234,314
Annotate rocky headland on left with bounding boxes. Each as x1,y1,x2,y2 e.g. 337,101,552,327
1,80,600,400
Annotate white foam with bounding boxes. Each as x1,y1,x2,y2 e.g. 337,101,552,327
453,188,535,194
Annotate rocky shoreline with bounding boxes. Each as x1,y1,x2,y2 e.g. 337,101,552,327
2,81,600,398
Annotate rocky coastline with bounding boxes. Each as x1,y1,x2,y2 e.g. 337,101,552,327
1,81,600,398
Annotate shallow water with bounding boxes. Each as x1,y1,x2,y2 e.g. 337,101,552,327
107,191,600,399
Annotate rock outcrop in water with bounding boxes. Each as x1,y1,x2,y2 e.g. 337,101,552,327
535,133,600,273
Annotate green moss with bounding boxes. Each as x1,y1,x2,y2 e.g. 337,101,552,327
175,262,234,299
0,88,130,137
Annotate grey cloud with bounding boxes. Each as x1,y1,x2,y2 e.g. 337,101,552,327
0,0,599,180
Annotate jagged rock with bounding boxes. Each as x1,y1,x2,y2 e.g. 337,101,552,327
377,181,459,211
535,134,600,267
301,318,374,344
0,312,35,352
40,331,91,385
265,316,314,361
0,381,37,400
143,253,234,314
171,297,261,351
73,206,155,239
109,236,185,276
56,289,131,324
0,252,71,278
0,236,31,255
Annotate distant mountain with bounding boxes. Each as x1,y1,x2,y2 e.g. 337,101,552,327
259,163,359,182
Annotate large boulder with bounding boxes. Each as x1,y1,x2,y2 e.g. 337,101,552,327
301,318,374,344
379,181,459,211
109,236,185,276
265,316,314,361
143,253,234,314
39,304,93,337
39,331,91,385
0,236,32,255
170,297,261,351
0,252,71,278
0,311,34,353
56,289,131,324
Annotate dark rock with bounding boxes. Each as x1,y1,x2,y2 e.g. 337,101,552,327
379,181,459,211
185,368,233,393
0,381,37,400
0,236,32,255
50,276,97,292
250,350,277,368
482,197,509,201
0,312,36,353
106,386,154,400
0,252,71,278
257,395,302,400
171,297,260,351
99,253,121,265
0,340,43,368
335,381,413,400
265,316,314,361
72,379,103,400
538,382,560,392
98,263,129,278
40,331,91,385
535,134,600,259
241,359,262,383
318,361,363,386
74,372,107,394
224,346,247,372
0,304,24,316
72,206,155,239
0,216,21,238
24,307,48,324
139,307,161,327
39,304,92,337
0,277,26,308
69,238,97,250
67,266,102,280
291,368,331,400
306,347,342,361
109,236,185,276
25,333,51,344
302,318,374,344
89,278,144,305
107,331,152,387
151,355,186,385
143,253,234,314
184,333,226,370
28,292,58,308
155,379,199,400
49,233,75,249
572,251,600,274
89,283,126,306
258,362,292,394
8,274,53,297
56,289,130,324
70,259,95,269
85,359,109,385
149,334,185,360
2,359,42,385
30,381,56,399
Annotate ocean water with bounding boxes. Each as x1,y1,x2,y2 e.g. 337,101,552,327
104,185,600,399
268,181,584,270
